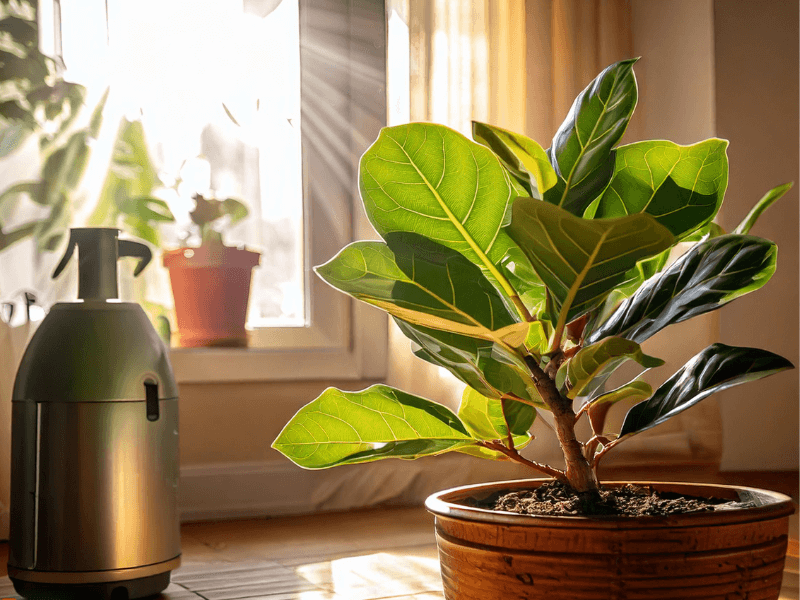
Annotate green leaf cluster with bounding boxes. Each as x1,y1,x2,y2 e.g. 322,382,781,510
188,193,249,247
273,58,793,487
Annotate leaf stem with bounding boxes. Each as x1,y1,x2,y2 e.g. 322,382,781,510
481,441,567,483
592,436,626,470
511,294,533,322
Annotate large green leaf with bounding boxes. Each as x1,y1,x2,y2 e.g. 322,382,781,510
359,122,519,293
90,117,165,237
458,387,534,447
472,121,557,199
507,198,674,337
271,385,475,469
394,319,545,408
587,379,653,410
315,232,524,345
592,139,729,239
587,234,778,345
544,59,638,215
734,183,793,235
556,337,663,399
619,344,793,438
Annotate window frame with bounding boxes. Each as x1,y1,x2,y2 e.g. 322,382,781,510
169,0,388,383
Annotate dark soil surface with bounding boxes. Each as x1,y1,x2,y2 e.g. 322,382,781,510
484,481,744,517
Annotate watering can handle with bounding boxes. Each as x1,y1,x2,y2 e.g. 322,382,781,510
118,239,152,276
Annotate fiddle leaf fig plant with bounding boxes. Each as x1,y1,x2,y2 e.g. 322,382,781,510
272,59,794,505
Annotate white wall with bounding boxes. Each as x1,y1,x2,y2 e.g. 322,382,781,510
713,0,799,471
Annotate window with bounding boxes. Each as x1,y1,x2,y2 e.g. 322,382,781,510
0,0,388,381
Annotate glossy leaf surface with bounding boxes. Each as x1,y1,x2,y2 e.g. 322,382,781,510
315,233,522,344
588,235,777,345
272,385,474,469
593,139,729,239
394,319,545,407
472,121,557,199
587,380,653,436
458,387,534,443
588,379,653,409
359,123,517,278
544,59,638,215
507,198,674,326
556,337,664,398
497,246,549,319
556,337,663,399
734,183,793,235
619,344,793,437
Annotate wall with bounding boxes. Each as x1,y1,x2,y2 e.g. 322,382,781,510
713,0,799,470
600,0,724,467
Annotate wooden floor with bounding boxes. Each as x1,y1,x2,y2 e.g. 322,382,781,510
0,471,796,599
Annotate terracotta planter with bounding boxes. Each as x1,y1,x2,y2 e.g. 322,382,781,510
425,479,794,600
163,245,260,347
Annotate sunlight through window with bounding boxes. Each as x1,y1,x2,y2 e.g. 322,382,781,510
59,0,305,330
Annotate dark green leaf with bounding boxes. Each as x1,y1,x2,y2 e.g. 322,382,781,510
271,384,474,469
472,121,557,199
507,197,674,331
593,139,729,238
587,235,778,345
619,344,793,437
556,337,663,399
544,58,639,215
394,319,544,408
315,233,524,344
734,183,793,235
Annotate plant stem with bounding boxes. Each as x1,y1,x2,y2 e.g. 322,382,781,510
524,355,599,494
592,436,625,470
481,441,568,483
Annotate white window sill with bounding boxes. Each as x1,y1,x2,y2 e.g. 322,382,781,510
169,304,387,384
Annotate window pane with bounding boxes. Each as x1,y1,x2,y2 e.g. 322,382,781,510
60,0,305,331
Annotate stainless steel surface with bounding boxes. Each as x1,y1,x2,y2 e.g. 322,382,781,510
13,302,178,403
10,229,181,583
9,400,180,571
8,557,181,584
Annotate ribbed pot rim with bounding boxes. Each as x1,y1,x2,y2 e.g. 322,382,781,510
425,478,795,529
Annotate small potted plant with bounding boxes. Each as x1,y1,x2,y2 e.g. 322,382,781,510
272,59,795,598
162,193,260,347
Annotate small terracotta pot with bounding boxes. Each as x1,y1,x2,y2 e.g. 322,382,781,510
163,245,260,347
425,479,794,600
